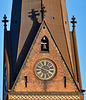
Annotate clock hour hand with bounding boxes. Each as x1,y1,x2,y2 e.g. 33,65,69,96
37,66,54,74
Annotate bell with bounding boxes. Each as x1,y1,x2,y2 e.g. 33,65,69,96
43,44,47,49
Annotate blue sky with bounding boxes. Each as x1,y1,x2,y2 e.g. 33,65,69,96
0,0,86,100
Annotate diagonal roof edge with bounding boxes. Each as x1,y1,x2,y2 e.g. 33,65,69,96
60,0,82,90
71,29,82,89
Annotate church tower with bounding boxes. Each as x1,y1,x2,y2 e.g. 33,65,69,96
2,0,84,99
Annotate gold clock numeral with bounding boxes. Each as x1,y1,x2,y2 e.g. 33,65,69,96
44,74,46,78
44,61,46,65
37,66,42,69
49,69,54,71
38,63,42,67
40,73,43,78
36,68,41,71
48,71,53,74
37,71,42,75
41,61,44,66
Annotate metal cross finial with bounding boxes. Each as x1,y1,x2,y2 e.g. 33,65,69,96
28,9,40,21
70,15,77,30
40,4,47,20
2,14,9,30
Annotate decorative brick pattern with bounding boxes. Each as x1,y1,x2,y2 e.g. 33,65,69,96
11,95,80,99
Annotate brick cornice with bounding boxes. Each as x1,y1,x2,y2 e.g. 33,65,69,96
8,91,83,95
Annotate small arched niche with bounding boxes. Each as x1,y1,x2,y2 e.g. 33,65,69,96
41,36,49,52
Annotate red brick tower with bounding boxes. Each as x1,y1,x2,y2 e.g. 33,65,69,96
2,0,84,99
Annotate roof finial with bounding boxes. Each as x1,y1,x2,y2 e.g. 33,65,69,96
40,4,47,20
2,14,9,30
70,15,77,31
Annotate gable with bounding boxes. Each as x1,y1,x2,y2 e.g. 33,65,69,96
12,21,79,92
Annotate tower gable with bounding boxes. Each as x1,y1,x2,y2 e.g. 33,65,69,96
10,21,79,93
2,0,84,99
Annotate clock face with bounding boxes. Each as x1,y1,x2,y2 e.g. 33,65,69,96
35,60,56,80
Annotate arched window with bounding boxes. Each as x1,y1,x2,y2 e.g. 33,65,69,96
41,36,49,51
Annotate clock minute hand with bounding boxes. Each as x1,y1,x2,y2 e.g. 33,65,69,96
37,66,49,72
37,66,53,73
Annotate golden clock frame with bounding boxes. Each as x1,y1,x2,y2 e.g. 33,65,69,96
33,58,57,81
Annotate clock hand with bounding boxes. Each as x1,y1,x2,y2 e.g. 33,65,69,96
37,65,54,74
37,66,50,72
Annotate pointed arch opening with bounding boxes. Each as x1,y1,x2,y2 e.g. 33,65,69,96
41,36,49,52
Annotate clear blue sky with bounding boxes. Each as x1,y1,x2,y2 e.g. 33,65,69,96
0,0,86,100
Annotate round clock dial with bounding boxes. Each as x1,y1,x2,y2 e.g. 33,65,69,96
35,60,56,80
